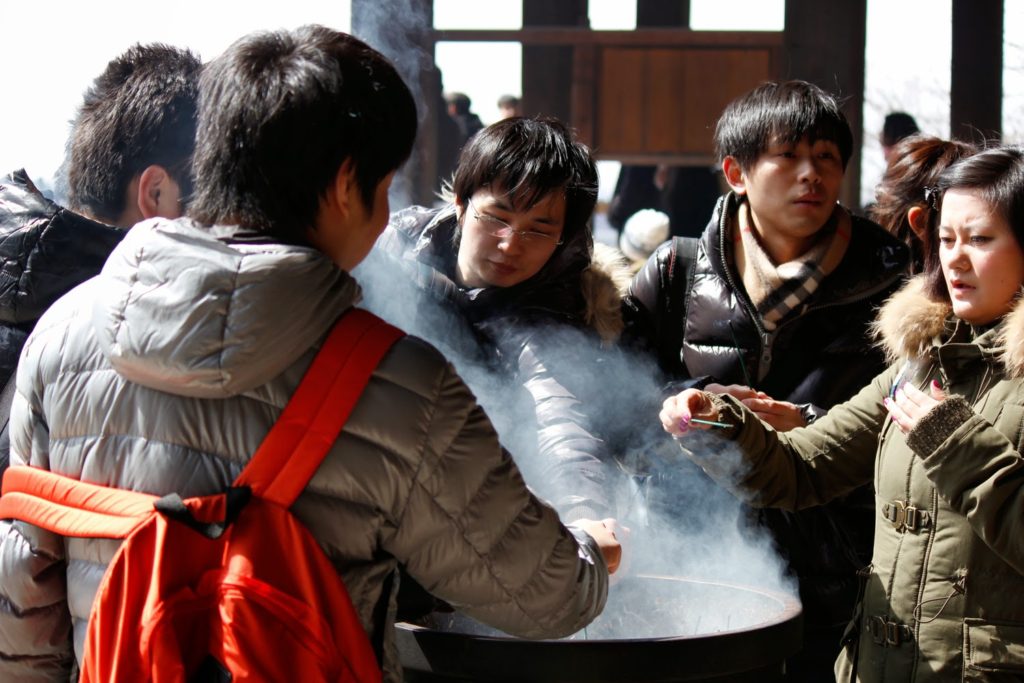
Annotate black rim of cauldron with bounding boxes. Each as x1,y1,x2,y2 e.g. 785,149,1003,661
396,575,803,683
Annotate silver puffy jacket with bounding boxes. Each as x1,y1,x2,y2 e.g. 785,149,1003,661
0,218,609,682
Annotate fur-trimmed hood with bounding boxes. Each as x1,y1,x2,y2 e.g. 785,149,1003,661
873,274,1024,378
581,242,634,343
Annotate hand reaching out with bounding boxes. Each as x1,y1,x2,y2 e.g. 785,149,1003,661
705,383,806,432
660,389,720,437
576,518,626,575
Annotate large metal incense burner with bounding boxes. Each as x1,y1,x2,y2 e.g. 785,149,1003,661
396,574,802,682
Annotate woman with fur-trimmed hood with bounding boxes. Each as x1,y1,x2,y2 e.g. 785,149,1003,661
661,146,1024,682
370,117,631,525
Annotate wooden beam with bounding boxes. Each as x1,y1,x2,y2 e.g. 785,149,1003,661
433,28,782,48
637,0,690,28
521,0,589,122
351,0,438,206
951,0,1003,142
783,0,867,209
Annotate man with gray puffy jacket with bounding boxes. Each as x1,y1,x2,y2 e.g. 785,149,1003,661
0,26,620,682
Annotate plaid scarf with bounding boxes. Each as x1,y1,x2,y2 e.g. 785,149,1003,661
733,200,851,331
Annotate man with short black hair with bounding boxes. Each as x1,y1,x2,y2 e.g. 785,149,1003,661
624,79,908,682
0,42,201,471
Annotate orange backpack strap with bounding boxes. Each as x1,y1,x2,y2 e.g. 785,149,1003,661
235,308,404,508
0,466,157,538
0,308,403,535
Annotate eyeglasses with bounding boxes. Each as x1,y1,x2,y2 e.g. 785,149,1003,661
467,199,564,246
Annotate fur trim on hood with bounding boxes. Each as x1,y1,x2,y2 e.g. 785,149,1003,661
1000,293,1024,379
872,276,950,363
582,242,634,344
873,274,1024,378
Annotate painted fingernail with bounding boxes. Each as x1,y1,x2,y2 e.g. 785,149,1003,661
932,379,942,390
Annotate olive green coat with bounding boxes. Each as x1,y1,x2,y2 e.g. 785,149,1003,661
688,276,1024,682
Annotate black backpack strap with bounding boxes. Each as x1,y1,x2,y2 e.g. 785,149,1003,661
659,237,699,374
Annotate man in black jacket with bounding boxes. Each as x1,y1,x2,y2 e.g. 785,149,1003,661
622,80,908,682
0,43,202,470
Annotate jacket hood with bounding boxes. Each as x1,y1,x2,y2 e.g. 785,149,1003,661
582,242,633,343
92,217,360,398
0,169,126,323
872,274,1024,377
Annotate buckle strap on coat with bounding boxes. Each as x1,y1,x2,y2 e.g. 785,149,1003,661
881,499,931,532
869,615,913,647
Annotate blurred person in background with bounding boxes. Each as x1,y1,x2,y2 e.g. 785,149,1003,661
497,93,522,119
445,91,484,147
880,111,920,165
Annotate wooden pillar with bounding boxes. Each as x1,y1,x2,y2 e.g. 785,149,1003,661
783,0,867,209
951,0,1003,142
636,0,690,28
352,0,438,206
522,0,589,122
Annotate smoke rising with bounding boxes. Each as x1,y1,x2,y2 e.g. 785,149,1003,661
351,0,441,210
350,1,799,641
355,234,798,640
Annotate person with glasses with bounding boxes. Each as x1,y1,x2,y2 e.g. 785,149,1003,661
370,116,630,529
621,80,909,682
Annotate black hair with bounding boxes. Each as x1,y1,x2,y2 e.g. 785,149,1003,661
189,25,417,244
446,92,472,115
714,80,854,170
923,146,1024,300
881,112,921,147
66,43,201,223
451,116,598,256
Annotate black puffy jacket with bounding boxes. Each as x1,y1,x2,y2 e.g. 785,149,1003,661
624,192,908,410
0,170,126,470
622,192,909,680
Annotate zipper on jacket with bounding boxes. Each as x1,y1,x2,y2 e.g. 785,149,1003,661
759,330,775,380
711,196,901,384
715,199,773,382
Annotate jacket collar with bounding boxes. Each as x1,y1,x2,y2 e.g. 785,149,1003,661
872,275,1024,377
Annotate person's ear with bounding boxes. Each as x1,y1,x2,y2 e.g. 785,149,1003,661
308,158,357,247
136,165,182,220
722,156,747,195
322,158,356,223
907,205,928,240
454,196,467,223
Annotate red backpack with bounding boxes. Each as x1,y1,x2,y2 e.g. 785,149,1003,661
0,308,403,683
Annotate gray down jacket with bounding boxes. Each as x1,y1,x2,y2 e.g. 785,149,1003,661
0,217,609,683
